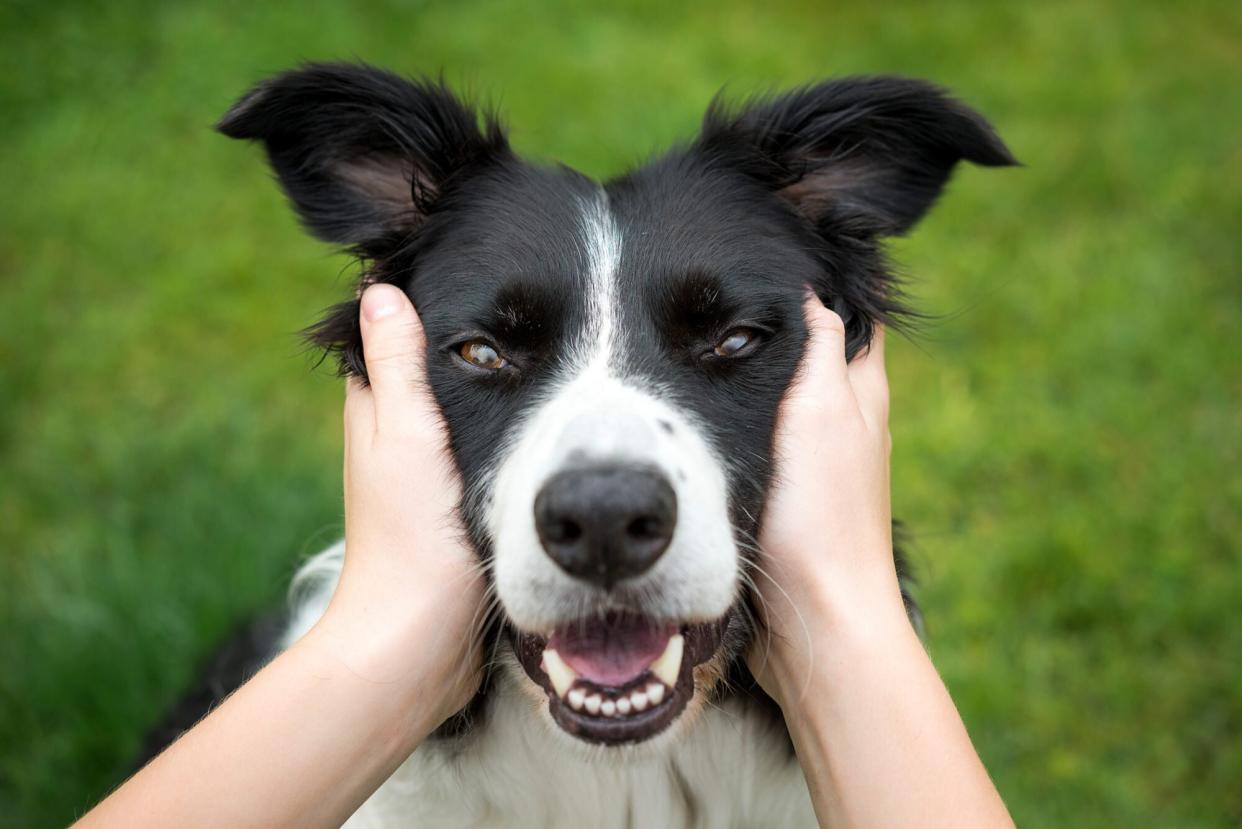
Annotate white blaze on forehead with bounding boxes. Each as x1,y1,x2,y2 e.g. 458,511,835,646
487,187,738,632
577,191,622,372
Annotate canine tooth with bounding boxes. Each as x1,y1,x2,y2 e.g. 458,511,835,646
646,682,665,706
650,633,684,687
630,691,649,711
541,649,577,698
567,688,586,710
585,694,602,715
616,696,632,715
601,699,617,717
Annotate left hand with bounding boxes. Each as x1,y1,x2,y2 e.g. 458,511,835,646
747,294,905,705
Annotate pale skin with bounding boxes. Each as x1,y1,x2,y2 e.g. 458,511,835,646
77,284,1012,829
747,296,1015,829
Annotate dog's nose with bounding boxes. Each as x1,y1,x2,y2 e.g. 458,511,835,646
534,465,677,589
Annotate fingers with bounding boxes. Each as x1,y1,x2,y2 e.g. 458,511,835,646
358,284,429,430
343,375,374,447
847,325,890,431
790,293,889,435
796,292,850,392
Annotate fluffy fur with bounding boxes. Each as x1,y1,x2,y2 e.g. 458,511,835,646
142,63,1015,826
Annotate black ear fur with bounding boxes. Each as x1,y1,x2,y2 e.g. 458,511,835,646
698,77,1016,356
219,63,510,377
218,62,509,257
700,76,1017,237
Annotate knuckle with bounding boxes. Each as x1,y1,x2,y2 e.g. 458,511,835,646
365,346,412,370
788,389,849,426
819,309,847,337
875,390,891,419
343,388,370,428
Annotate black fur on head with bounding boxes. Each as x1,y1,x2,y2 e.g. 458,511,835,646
207,63,1015,744
694,77,1017,355
218,63,511,376
218,65,1015,376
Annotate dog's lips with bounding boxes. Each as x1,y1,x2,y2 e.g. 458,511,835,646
513,612,729,746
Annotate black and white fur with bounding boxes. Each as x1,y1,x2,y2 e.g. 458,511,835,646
144,64,1015,827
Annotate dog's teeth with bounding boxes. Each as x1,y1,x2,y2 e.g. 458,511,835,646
650,633,684,687
542,635,679,718
541,649,577,698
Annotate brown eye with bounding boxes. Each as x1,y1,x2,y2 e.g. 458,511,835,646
458,339,508,370
713,328,758,358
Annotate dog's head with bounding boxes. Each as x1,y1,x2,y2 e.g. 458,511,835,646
220,64,1014,746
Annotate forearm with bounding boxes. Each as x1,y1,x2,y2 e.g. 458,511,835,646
775,589,1013,829
77,613,442,829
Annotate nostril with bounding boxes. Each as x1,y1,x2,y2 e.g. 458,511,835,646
626,516,665,541
548,519,582,545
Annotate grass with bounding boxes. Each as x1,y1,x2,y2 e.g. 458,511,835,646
2,0,1239,825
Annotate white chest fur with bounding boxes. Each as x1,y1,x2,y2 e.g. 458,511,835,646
344,679,814,829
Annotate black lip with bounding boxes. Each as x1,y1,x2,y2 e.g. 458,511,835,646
512,615,729,746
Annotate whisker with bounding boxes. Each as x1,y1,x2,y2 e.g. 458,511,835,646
738,553,815,699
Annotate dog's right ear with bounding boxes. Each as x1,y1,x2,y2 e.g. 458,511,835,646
218,62,508,258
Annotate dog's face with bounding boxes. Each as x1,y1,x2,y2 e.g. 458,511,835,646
221,65,1013,746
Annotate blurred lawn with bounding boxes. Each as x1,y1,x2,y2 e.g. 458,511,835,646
2,0,1239,825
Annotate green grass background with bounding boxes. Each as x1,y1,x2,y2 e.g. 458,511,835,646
2,0,1239,825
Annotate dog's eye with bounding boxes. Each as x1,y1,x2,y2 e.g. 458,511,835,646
712,328,760,358
458,339,508,370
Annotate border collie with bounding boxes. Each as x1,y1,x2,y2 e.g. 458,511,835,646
143,63,1015,826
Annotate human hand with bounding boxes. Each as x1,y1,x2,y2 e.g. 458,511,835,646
309,283,486,726
748,294,908,707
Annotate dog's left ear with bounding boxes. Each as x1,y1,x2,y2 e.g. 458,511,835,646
699,76,1018,236
699,77,1017,355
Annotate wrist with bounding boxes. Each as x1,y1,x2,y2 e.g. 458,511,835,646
764,569,916,711
298,593,475,742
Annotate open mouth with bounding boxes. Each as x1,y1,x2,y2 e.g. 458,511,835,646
514,611,728,745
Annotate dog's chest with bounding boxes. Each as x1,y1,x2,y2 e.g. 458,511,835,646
343,679,815,829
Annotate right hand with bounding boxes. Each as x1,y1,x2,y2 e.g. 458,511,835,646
311,283,487,727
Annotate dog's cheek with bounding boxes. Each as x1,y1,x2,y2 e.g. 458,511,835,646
500,647,555,717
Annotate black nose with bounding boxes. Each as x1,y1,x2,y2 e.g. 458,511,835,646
534,465,677,589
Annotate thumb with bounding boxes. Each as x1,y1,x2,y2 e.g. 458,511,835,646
795,293,850,394
358,283,427,421
847,325,889,432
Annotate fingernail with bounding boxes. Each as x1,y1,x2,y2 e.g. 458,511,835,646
361,284,404,322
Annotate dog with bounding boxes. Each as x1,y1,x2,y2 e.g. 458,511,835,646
141,63,1015,826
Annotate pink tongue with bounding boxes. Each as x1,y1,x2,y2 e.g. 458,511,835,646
548,615,676,687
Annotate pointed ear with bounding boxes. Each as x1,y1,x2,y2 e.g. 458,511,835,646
699,77,1017,236
218,62,508,256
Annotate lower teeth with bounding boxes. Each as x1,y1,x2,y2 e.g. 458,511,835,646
566,681,668,717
